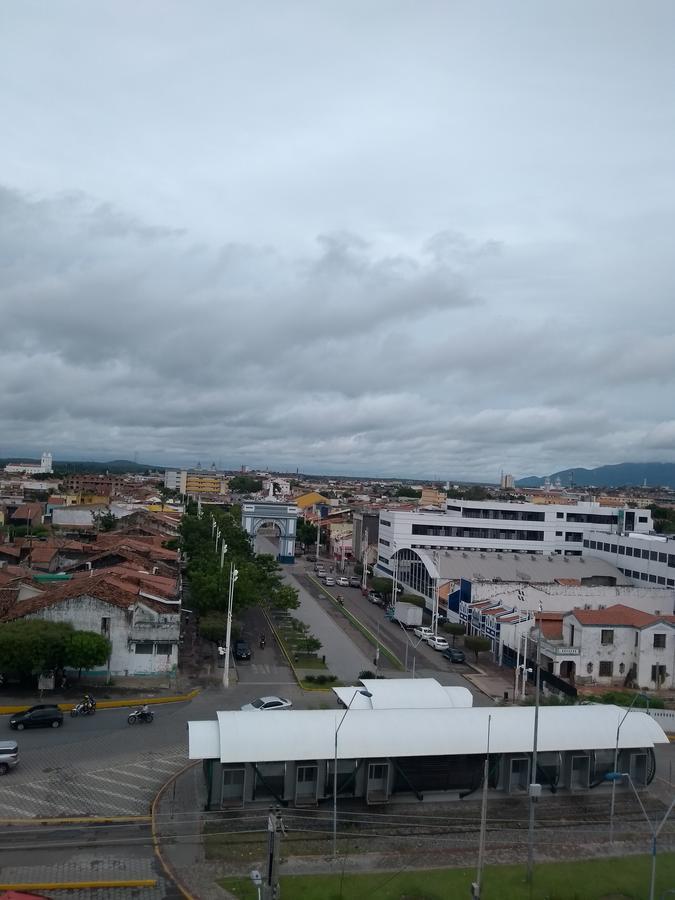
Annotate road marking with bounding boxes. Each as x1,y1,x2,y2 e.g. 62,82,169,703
82,772,150,798
0,801,33,817
112,769,165,786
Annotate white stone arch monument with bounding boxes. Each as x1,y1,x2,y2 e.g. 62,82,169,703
241,501,298,563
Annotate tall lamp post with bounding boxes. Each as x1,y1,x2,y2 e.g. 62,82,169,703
333,689,372,858
526,601,543,884
220,543,238,689
605,771,674,900
609,692,650,843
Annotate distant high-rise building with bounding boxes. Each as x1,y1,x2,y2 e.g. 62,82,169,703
500,472,514,490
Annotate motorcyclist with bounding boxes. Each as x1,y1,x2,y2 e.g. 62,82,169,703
83,694,95,711
259,633,266,648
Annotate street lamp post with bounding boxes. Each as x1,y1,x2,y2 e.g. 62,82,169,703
333,689,372,858
526,602,543,884
221,542,238,690
609,693,650,843
605,771,674,900
472,714,492,900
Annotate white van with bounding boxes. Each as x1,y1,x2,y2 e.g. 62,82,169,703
0,740,19,775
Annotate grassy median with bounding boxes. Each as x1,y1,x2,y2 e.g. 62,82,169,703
219,852,675,899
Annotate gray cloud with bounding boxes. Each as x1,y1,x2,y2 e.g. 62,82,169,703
1,2,675,479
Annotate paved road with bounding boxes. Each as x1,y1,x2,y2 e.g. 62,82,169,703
0,820,180,899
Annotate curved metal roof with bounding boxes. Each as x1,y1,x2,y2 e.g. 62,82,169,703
188,705,666,764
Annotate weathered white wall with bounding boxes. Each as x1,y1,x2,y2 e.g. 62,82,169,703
26,595,179,676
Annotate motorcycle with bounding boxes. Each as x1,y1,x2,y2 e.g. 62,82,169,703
336,594,345,606
259,635,266,649
70,700,96,717
127,707,154,725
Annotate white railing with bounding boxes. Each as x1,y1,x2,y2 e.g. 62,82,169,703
540,640,580,658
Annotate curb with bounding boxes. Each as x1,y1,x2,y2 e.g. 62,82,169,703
0,881,156,891
0,815,150,826
0,688,200,715
151,759,200,900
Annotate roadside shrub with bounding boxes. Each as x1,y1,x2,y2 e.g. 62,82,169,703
358,670,376,680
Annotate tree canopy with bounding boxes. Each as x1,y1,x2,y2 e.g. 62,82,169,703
0,620,111,678
229,475,263,494
179,507,299,616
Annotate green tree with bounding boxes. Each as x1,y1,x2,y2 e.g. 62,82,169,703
296,517,318,546
395,486,422,498
443,623,466,646
198,612,227,643
0,620,74,676
229,475,263,494
93,509,117,532
65,630,111,679
370,576,394,596
464,635,492,662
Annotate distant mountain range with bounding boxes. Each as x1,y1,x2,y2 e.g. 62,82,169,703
516,462,675,490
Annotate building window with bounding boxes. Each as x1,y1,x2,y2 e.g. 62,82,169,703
556,512,564,519
651,664,667,684
587,662,594,674
101,617,110,637
156,643,173,655
635,632,639,646
626,547,633,556
633,571,640,579
379,538,390,547
642,549,650,560
639,516,648,523
589,540,596,549
658,577,666,585
653,633,666,649
601,629,614,645
610,545,617,554
583,540,589,547
618,546,625,554
380,519,391,528
650,551,658,562
619,662,625,674
667,579,674,588
599,661,613,677
649,574,657,583
134,642,153,654
659,553,667,563
640,572,648,581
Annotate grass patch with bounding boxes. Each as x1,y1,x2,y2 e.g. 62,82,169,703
294,655,328,670
219,852,675,899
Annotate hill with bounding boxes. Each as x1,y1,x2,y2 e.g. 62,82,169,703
516,462,675,489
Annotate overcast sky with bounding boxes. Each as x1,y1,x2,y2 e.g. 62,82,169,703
1,1,674,480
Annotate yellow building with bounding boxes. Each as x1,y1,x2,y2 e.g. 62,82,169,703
294,491,329,510
185,472,227,495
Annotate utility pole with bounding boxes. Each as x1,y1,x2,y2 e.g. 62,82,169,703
526,602,543,883
472,715,492,899
262,806,285,899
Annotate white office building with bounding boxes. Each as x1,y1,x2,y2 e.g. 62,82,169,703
584,530,675,590
376,500,652,575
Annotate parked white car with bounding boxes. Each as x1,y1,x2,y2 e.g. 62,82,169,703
426,635,449,651
324,576,336,586
413,626,434,640
336,576,349,587
241,696,292,712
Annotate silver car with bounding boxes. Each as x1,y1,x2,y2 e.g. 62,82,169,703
0,740,19,775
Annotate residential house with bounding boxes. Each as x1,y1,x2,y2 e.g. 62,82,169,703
0,573,180,678
560,605,675,690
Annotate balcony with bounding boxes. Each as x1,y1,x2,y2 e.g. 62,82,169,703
540,639,580,659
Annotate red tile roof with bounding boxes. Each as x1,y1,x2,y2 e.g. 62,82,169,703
0,572,177,622
566,604,675,629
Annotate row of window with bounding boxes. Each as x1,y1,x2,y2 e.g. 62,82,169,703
133,642,174,655
411,524,545,541
596,660,666,681
600,629,667,648
584,539,675,567
615,567,675,587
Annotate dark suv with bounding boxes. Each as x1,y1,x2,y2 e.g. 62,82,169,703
9,705,63,731
234,639,251,661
